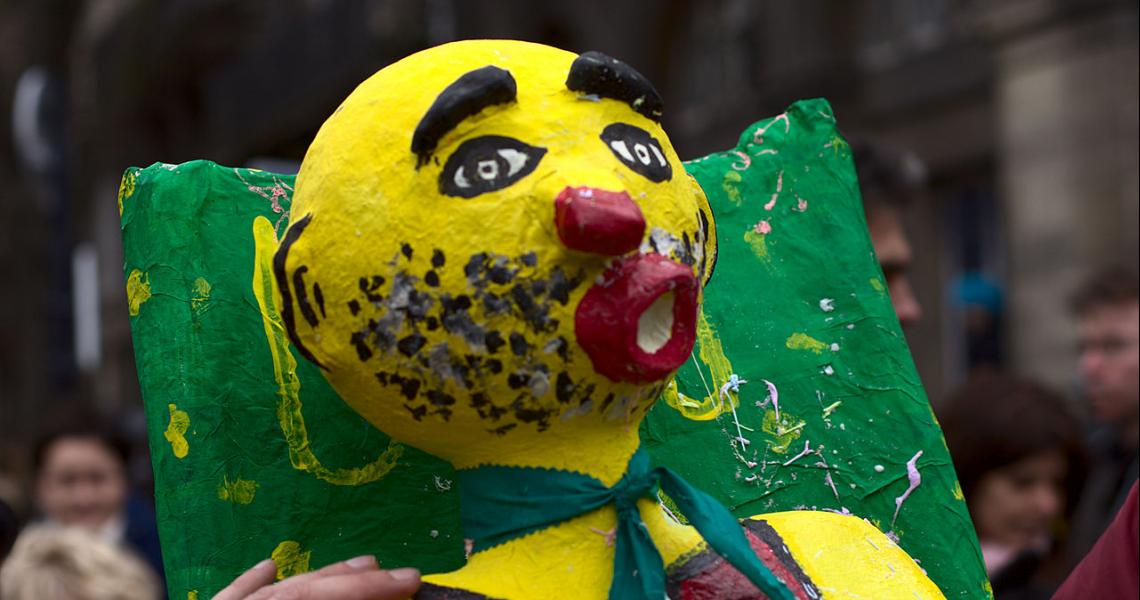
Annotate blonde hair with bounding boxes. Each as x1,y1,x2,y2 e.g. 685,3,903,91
0,525,160,600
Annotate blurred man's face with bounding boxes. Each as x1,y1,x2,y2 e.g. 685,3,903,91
36,437,128,530
1077,301,1140,431
867,206,922,328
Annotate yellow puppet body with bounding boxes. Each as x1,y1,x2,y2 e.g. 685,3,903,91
275,40,944,599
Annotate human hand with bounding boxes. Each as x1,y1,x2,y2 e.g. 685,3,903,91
213,555,420,600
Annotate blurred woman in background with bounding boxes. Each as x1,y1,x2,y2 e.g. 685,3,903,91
939,370,1085,600
27,420,164,583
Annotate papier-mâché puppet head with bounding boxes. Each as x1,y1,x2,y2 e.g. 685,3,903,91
275,40,716,467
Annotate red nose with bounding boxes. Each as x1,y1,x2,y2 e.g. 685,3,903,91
554,186,646,256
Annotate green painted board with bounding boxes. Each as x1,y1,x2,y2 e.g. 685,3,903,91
120,163,464,599
122,99,987,599
641,99,989,599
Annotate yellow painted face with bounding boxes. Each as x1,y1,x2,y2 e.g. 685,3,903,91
276,40,716,464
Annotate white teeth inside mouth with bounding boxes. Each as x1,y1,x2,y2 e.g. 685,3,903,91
637,291,675,354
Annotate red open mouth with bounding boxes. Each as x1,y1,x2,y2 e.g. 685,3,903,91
574,253,698,383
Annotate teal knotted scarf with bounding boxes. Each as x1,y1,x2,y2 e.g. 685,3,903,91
457,449,796,600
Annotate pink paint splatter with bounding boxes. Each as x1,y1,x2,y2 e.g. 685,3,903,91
891,450,924,527
753,220,772,235
235,169,294,234
589,526,617,547
823,470,840,501
764,170,784,211
781,440,813,467
730,151,751,171
763,378,779,421
814,451,841,502
751,113,791,145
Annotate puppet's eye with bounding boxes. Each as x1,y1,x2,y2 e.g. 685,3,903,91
440,136,546,198
601,123,672,183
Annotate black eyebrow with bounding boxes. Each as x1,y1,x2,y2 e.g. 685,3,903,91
565,51,663,122
411,65,517,168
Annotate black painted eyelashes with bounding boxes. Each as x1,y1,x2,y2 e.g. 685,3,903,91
600,123,672,183
439,135,547,198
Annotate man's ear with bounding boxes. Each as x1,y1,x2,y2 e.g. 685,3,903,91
273,213,328,369
692,176,718,288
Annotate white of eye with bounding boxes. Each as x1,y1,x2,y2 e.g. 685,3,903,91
477,159,499,180
649,144,667,167
610,140,635,163
634,143,652,165
497,148,529,176
454,166,471,188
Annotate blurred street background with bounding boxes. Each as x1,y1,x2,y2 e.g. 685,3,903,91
1,0,1137,575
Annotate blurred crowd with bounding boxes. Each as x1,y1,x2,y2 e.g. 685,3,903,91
857,141,1139,599
975,280,1139,599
